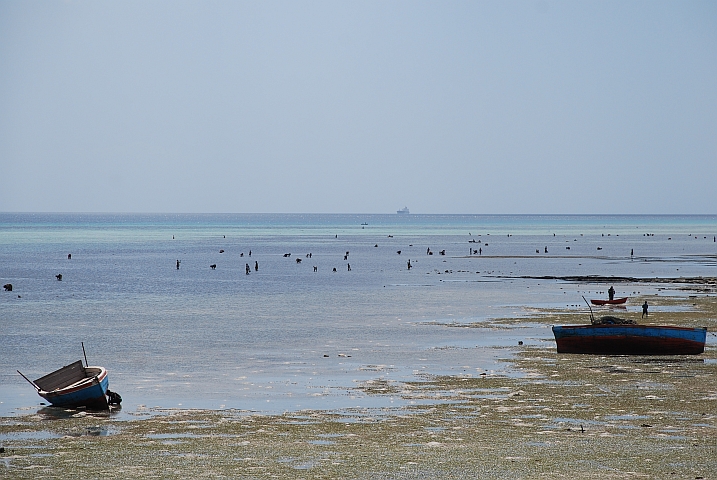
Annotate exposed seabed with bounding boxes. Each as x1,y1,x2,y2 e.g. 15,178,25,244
1,282,715,479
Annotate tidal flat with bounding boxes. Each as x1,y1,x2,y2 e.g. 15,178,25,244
2,292,716,479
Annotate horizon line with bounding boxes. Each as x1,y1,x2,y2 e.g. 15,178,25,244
1,212,715,217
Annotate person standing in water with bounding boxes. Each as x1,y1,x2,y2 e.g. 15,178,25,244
642,301,649,318
608,286,615,301
176,259,180,270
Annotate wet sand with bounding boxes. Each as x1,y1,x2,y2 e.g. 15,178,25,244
1,286,715,478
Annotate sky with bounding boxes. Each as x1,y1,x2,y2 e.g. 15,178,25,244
1,1,715,214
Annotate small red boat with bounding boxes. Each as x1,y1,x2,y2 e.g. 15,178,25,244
590,297,628,305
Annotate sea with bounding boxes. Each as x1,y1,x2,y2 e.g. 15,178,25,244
1,213,715,418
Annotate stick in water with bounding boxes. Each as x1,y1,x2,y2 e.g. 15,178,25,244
17,370,41,391
582,296,595,324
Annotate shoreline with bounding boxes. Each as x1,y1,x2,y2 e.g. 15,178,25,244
2,287,715,478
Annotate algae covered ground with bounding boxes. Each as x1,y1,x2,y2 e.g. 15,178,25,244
2,290,716,479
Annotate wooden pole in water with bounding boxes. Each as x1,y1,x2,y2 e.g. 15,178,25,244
82,342,88,367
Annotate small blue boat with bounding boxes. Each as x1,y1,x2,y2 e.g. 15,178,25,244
552,324,707,355
19,360,110,409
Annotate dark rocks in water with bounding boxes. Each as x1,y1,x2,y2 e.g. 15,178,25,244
506,274,717,285
592,315,637,325
3,283,11,291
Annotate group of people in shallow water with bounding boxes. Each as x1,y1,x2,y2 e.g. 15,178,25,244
175,248,350,274
9,243,659,326
167,236,655,322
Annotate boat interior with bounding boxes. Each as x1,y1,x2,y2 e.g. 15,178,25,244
34,360,97,392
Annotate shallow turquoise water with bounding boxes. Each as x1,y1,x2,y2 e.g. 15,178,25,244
1,214,715,416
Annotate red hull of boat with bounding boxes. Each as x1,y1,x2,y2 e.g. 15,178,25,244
590,297,628,305
556,335,704,355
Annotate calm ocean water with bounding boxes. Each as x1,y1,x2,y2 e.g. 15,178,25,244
1,214,716,416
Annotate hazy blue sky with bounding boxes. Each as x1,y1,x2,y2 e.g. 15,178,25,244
1,1,715,214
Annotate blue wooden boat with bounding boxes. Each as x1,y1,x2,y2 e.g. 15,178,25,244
552,324,707,355
19,360,110,409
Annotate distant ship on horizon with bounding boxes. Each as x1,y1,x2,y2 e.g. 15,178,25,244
397,206,410,214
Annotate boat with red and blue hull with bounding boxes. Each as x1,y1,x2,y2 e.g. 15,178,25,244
552,324,707,355
25,360,110,409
